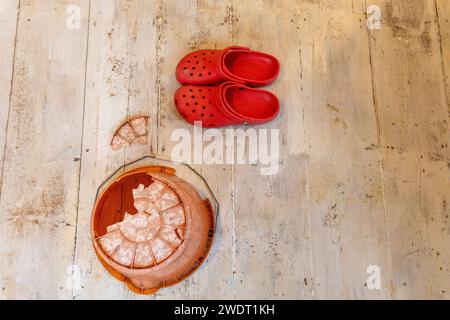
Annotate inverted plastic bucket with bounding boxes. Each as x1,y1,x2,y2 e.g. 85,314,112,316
91,157,217,294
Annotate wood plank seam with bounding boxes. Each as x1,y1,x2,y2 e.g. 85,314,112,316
363,0,394,297
293,1,315,298
71,0,92,300
155,0,164,153
300,68,315,299
433,0,450,117
124,7,155,299
0,0,21,207
295,2,316,298
227,0,237,299
122,5,138,174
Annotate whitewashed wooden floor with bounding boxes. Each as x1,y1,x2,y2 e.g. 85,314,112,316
0,0,449,300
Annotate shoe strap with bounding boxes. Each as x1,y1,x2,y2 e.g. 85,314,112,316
216,47,250,84
214,82,252,125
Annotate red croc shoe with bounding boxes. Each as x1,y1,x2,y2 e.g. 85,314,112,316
176,46,280,87
174,82,279,128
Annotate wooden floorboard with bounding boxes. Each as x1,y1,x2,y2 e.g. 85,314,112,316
368,0,450,298
290,0,392,299
0,0,449,299
0,0,89,299
436,0,450,115
230,0,315,299
0,0,19,205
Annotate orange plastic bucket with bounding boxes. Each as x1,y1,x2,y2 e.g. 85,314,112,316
91,162,215,294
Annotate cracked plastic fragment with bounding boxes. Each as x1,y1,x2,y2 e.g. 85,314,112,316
111,116,149,151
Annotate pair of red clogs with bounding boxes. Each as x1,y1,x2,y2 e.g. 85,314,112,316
174,46,280,128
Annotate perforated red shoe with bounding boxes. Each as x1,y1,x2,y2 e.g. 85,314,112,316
176,46,280,87
174,82,279,128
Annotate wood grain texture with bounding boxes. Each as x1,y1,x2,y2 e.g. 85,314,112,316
436,0,450,115
292,0,392,299
0,0,19,200
368,0,450,298
230,0,314,299
0,0,449,299
0,0,89,299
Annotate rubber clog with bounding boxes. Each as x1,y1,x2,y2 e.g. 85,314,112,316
176,46,280,87
174,82,279,127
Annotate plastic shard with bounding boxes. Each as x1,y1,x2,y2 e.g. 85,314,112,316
111,116,149,151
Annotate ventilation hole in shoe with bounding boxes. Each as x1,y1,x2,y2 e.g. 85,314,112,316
191,95,195,99
203,58,206,61
202,52,206,55
183,67,187,70
208,72,212,75
208,100,212,104
192,109,196,113
192,67,196,70
194,55,197,58
209,60,212,63
195,102,198,105
202,106,206,110
210,114,214,117
195,61,199,64
185,103,189,106
198,89,202,92
202,66,206,69
199,73,203,77
187,60,191,63
189,89,193,92
190,73,193,76
202,96,205,99
201,113,204,117
182,94,186,97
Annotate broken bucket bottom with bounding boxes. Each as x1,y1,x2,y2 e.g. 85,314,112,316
91,156,217,294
